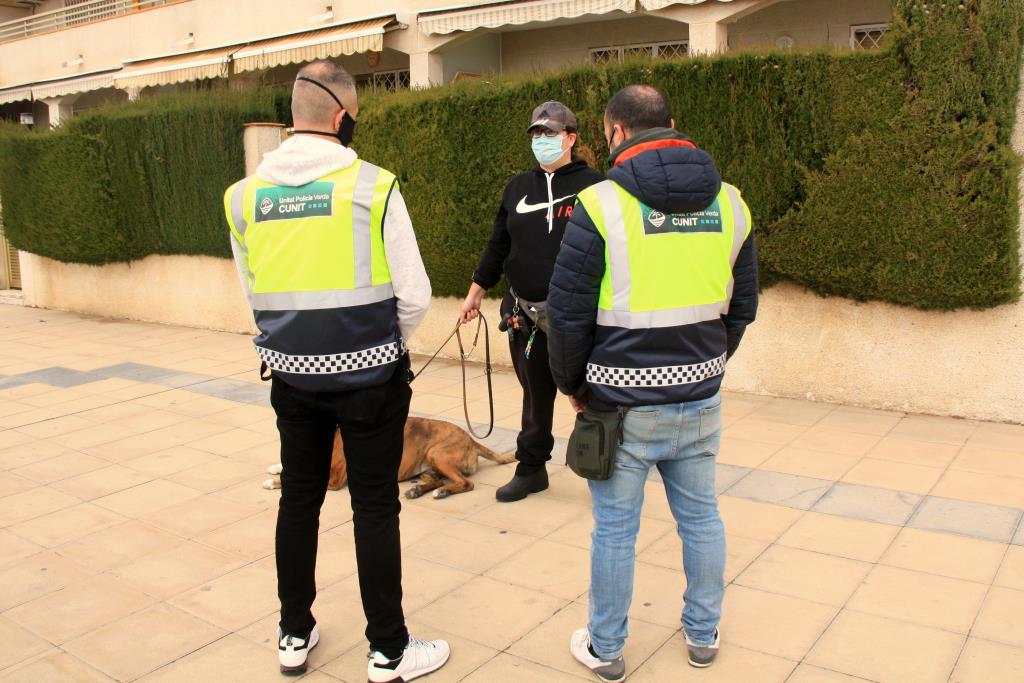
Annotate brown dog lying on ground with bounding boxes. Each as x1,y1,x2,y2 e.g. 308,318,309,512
263,416,515,499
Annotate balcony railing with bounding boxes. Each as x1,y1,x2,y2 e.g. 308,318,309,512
0,0,177,44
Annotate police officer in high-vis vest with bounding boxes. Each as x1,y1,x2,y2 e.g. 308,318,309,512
548,85,758,681
224,61,450,682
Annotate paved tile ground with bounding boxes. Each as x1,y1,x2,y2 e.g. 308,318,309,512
1,304,1024,682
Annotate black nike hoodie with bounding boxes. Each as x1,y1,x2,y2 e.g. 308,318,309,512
473,160,604,301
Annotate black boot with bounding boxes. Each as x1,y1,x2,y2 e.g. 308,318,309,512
496,467,548,503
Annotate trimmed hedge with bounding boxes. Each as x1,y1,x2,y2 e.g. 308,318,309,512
0,0,1021,309
0,90,277,264
761,0,1024,308
354,52,906,297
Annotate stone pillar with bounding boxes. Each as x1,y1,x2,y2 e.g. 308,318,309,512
689,21,729,55
18,251,36,306
409,51,444,89
123,86,142,101
243,123,286,176
40,94,80,128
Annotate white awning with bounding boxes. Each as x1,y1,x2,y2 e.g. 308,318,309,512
32,72,118,100
233,17,398,74
114,46,237,90
418,0,636,35
0,87,31,105
640,0,735,9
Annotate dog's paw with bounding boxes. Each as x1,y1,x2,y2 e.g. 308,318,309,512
432,489,451,500
262,477,281,490
405,486,423,499
267,464,283,475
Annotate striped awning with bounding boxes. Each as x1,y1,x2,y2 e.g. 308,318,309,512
232,17,397,75
418,0,636,35
0,87,31,105
640,0,734,9
114,45,237,90
32,72,118,100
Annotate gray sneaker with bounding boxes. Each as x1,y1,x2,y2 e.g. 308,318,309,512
570,627,625,682
686,629,720,668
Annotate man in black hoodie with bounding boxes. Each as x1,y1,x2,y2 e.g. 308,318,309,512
548,86,757,679
461,101,603,502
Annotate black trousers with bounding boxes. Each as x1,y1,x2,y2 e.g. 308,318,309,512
503,293,558,474
271,367,411,658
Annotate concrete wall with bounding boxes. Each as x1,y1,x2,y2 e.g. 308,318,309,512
442,32,501,81
490,0,893,75
21,243,1024,424
20,252,257,334
0,7,28,24
501,14,688,74
730,0,892,50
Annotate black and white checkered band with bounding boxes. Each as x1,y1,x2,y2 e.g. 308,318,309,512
256,342,400,375
587,354,726,388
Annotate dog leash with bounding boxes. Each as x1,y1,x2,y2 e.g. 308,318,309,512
412,313,494,440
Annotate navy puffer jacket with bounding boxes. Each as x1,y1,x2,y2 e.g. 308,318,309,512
547,129,759,403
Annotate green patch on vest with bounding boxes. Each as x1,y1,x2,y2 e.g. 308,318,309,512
254,182,334,223
641,200,723,235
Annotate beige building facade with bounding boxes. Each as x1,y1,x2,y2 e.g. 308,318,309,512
0,0,892,128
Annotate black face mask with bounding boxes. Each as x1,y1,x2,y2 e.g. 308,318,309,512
291,76,357,146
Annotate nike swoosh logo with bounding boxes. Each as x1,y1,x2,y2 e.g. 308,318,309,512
515,194,576,214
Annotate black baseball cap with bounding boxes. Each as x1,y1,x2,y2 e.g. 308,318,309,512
527,101,578,133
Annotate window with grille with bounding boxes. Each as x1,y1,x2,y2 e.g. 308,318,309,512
851,23,889,50
357,69,411,93
590,41,689,65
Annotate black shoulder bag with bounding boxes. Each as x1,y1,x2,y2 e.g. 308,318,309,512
566,405,625,481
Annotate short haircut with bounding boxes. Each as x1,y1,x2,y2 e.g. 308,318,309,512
291,60,357,124
604,85,673,134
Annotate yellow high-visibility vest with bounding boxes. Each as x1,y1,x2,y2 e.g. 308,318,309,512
224,159,402,390
576,179,751,392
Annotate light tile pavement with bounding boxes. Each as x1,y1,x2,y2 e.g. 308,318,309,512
1,305,1024,681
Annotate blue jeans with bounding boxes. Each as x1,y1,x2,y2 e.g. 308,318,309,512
587,393,725,659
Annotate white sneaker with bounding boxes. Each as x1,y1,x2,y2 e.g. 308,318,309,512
367,634,451,682
570,627,626,683
278,625,319,675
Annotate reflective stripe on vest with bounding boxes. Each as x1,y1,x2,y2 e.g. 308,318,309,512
578,179,751,330
250,286,394,311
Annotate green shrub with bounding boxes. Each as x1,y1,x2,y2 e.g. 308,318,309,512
0,124,121,264
0,0,1020,309
762,0,1024,309
0,89,277,265
354,52,904,297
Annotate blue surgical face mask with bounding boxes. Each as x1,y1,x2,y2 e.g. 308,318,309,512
531,134,565,165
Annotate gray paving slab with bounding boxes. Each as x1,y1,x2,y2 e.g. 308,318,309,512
92,362,179,382
185,378,270,404
725,469,832,510
0,376,28,389
1,366,98,388
812,482,921,526
907,496,1024,543
715,464,752,495
1014,517,1024,546
150,371,218,388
